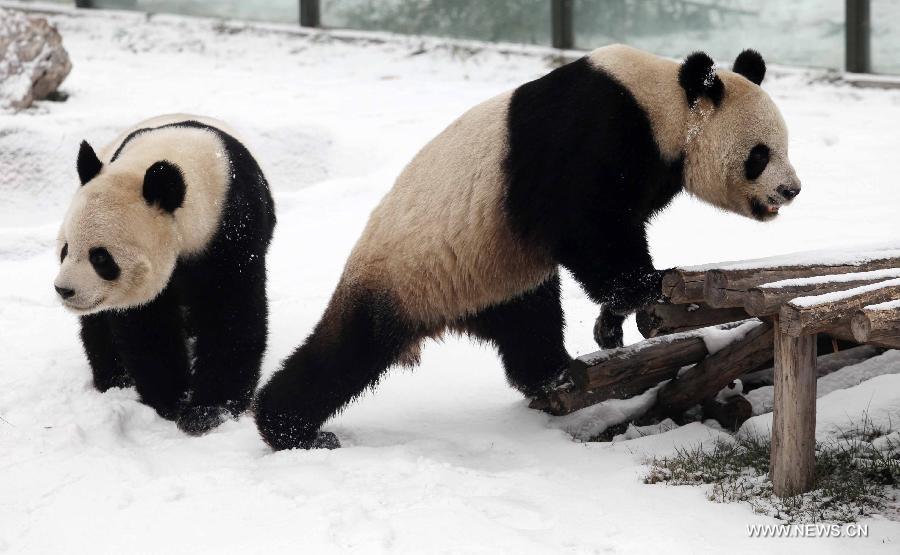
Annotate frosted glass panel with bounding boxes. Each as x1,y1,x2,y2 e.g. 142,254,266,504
321,0,551,45
872,0,900,74
89,0,299,24
573,0,844,70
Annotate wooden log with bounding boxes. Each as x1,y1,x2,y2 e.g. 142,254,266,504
744,268,900,316
742,344,886,389
824,321,900,349
661,269,706,304
851,300,900,343
703,396,753,432
770,320,817,497
780,278,900,337
703,257,900,308
653,322,774,418
571,334,709,391
636,302,749,338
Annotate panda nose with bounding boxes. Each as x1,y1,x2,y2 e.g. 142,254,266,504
777,184,800,201
55,285,75,300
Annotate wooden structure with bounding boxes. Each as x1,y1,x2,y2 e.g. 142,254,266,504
534,246,900,497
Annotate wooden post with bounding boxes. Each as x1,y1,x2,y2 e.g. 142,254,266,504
770,319,817,497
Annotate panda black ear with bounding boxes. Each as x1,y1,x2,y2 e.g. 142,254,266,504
678,52,724,107
77,141,103,185
143,161,185,214
733,49,766,85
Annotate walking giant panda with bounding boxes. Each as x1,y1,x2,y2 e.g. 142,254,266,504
54,114,276,435
256,45,801,450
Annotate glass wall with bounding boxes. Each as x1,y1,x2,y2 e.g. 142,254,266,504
320,0,552,46
573,0,845,70
89,0,299,24
872,0,900,74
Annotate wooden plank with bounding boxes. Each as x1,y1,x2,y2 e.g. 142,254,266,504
780,279,900,337
744,268,900,316
653,322,773,417
662,269,706,304
571,335,709,391
770,321,817,497
703,257,900,308
636,302,748,338
851,300,900,343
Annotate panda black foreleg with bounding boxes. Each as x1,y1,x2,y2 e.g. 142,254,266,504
176,261,268,435
459,274,572,396
107,286,190,420
255,287,422,450
79,313,132,392
558,224,665,348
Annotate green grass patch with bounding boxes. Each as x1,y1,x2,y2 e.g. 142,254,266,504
644,416,900,523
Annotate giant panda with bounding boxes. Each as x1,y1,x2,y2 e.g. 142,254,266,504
255,45,801,450
54,114,276,435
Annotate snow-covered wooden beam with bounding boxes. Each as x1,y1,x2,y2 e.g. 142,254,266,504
535,321,760,416
704,257,900,308
635,301,749,338
744,268,900,316
652,322,773,419
851,299,900,344
662,247,900,307
779,278,900,337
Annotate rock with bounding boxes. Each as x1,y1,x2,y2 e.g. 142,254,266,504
0,9,72,111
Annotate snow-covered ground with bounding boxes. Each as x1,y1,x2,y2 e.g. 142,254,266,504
2,3,900,553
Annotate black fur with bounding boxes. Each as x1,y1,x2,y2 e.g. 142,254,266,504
77,141,102,185
678,52,724,106
255,287,424,450
504,56,680,320
733,49,766,85
89,247,120,281
78,121,276,434
143,161,186,213
459,274,571,396
255,56,689,450
745,143,770,181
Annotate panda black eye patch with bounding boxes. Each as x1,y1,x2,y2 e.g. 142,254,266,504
745,144,770,181
60,242,68,263
89,247,120,281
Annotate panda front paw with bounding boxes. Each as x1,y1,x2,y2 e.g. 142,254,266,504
307,431,341,450
594,304,625,349
177,405,230,436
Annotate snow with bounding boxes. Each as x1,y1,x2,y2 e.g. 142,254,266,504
746,350,900,416
867,299,900,311
682,243,900,273
2,3,900,552
759,267,900,289
790,277,900,308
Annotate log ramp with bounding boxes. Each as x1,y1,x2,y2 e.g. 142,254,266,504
533,246,900,497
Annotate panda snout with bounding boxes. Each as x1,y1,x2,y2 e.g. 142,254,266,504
776,184,800,201
55,285,75,300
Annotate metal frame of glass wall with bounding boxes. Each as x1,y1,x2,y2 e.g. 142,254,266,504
71,0,878,74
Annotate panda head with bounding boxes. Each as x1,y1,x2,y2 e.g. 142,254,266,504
53,141,186,314
679,49,801,221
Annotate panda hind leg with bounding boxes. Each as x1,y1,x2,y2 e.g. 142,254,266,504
460,274,572,397
255,286,424,450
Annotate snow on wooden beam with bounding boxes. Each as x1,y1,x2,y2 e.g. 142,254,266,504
779,278,900,337
652,322,773,418
704,257,900,308
744,268,900,316
851,299,900,343
635,301,749,338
